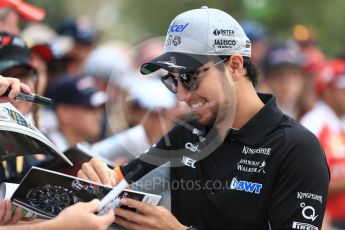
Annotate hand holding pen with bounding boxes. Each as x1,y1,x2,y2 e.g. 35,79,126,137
0,76,52,106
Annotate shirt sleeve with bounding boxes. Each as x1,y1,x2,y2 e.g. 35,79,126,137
268,129,330,230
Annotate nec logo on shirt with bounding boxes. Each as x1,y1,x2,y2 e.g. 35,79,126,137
230,178,262,194
182,156,196,168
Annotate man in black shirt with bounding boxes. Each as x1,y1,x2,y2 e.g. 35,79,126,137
78,6,329,230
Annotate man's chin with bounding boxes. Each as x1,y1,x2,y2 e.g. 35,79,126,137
195,113,217,127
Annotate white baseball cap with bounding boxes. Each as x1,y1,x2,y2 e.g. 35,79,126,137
140,6,251,75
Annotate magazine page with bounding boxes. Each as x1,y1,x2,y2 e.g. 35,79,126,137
0,182,19,199
0,102,72,165
11,167,161,219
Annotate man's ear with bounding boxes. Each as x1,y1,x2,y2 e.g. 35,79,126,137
226,54,244,81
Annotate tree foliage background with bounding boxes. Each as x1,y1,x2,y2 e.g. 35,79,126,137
28,0,345,56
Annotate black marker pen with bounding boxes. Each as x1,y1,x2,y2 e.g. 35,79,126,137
2,89,52,106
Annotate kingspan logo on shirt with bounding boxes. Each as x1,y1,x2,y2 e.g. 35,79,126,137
229,178,263,194
242,146,271,156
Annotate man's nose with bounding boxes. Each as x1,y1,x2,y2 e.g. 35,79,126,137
176,82,191,102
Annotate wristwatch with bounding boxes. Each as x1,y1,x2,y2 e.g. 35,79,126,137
186,226,198,230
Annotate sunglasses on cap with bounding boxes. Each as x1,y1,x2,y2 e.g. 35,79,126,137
161,58,228,93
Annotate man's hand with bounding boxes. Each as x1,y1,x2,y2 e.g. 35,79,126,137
52,199,114,230
114,198,187,230
0,200,22,225
0,76,31,100
77,158,117,186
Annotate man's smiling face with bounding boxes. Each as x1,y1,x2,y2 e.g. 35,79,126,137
170,60,234,126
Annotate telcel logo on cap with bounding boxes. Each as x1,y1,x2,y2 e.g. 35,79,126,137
168,22,189,33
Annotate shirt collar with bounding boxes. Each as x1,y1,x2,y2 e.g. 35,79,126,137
228,93,285,145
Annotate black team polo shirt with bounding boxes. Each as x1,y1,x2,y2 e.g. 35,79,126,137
120,93,330,230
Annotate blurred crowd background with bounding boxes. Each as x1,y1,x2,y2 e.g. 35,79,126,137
0,0,345,229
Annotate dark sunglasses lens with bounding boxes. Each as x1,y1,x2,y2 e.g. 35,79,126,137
161,75,178,93
179,73,197,91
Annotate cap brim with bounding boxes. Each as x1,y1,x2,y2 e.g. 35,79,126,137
140,52,209,75
0,60,33,74
15,1,45,21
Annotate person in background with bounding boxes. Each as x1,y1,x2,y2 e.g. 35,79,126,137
240,20,270,68
290,25,327,119
57,16,98,76
47,76,107,151
0,32,42,181
0,32,37,115
21,23,74,136
240,20,271,93
21,23,58,96
0,0,45,35
300,59,345,230
90,77,178,162
83,41,134,137
262,43,306,118
0,76,114,229
291,24,326,76
88,78,179,210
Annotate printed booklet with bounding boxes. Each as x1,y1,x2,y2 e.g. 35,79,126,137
0,102,71,165
0,167,161,219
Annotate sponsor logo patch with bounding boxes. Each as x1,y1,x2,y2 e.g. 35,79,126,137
185,142,201,153
292,221,318,230
300,203,318,221
182,156,196,168
297,192,323,204
229,178,262,194
168,22,189,33
156,61,186,70
242,146,271,155
237,159,266,174
213,39,236,48
172,36,181,46
213,29,235,36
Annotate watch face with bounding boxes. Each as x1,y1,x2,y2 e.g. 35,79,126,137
26,185,77,216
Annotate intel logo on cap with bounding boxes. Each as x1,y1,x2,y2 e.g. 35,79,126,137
168,22,189,33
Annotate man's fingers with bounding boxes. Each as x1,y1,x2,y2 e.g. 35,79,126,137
114,208,148,225
20,82,31,94
77,170,88,180
7,78,21,99
0,79,9,96
9,207,22,224
80,162,103,184
0,201,6,223
120,198,154,215
114,216,141,230
110,171,117,187
0,77,31,99
74,199,100,213
90,158,112,186
97,208,115,226
3,200,13,224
